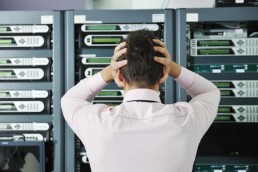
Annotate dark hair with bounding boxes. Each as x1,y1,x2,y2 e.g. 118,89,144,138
118,29,164,88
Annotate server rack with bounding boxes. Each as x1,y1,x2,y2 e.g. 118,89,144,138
64,9,175,172
0,11,64,172
176,7,258,171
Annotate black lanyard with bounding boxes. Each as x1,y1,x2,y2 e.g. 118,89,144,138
126,100,159,103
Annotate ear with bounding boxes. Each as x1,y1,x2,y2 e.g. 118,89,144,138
158,66,168,84
114,69,126,88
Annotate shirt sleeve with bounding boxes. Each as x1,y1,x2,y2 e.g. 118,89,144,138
61,72,109,136
175,67,221,139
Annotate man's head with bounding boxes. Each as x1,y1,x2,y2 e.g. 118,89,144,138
118,29,164,89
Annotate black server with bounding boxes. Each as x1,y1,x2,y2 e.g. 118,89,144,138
64,9,175,172
176,7,258,171
0,11,64,172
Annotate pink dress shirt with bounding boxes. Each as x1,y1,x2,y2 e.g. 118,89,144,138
61,67,220,172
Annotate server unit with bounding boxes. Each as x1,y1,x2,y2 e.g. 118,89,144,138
64,9,175,172
215,0,258,7
0,11,64,172
176,7,258,171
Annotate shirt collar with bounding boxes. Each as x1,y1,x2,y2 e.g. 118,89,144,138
123,89,161,103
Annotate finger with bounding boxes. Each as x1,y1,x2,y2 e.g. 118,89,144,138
154,46,170,58
154,56,168,65
110,60,127,73
112,48,127,61
114,41,126,53
154,46,166,54
116,60,128,68
153,39,166,48
114,42,126,52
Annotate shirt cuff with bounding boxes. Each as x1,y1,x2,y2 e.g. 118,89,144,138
87,72,109,94
174,67,196,89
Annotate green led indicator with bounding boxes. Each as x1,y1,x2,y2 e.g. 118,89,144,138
0,92,7,97
98,91,118,96
213,82,230,88
87,25,117,30
199,49,230,55
220,90,231,96
92,69,102,75
230,151,240,155
0,27,7,32
92,37,122,44
0,104,13,110
199,40,230,46
0,59,8,64
0,71,12,77
0,39,13,45
87,58,111,63
215,115,231,121
218,107,231,113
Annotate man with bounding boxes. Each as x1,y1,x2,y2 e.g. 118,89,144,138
61,30,220,172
